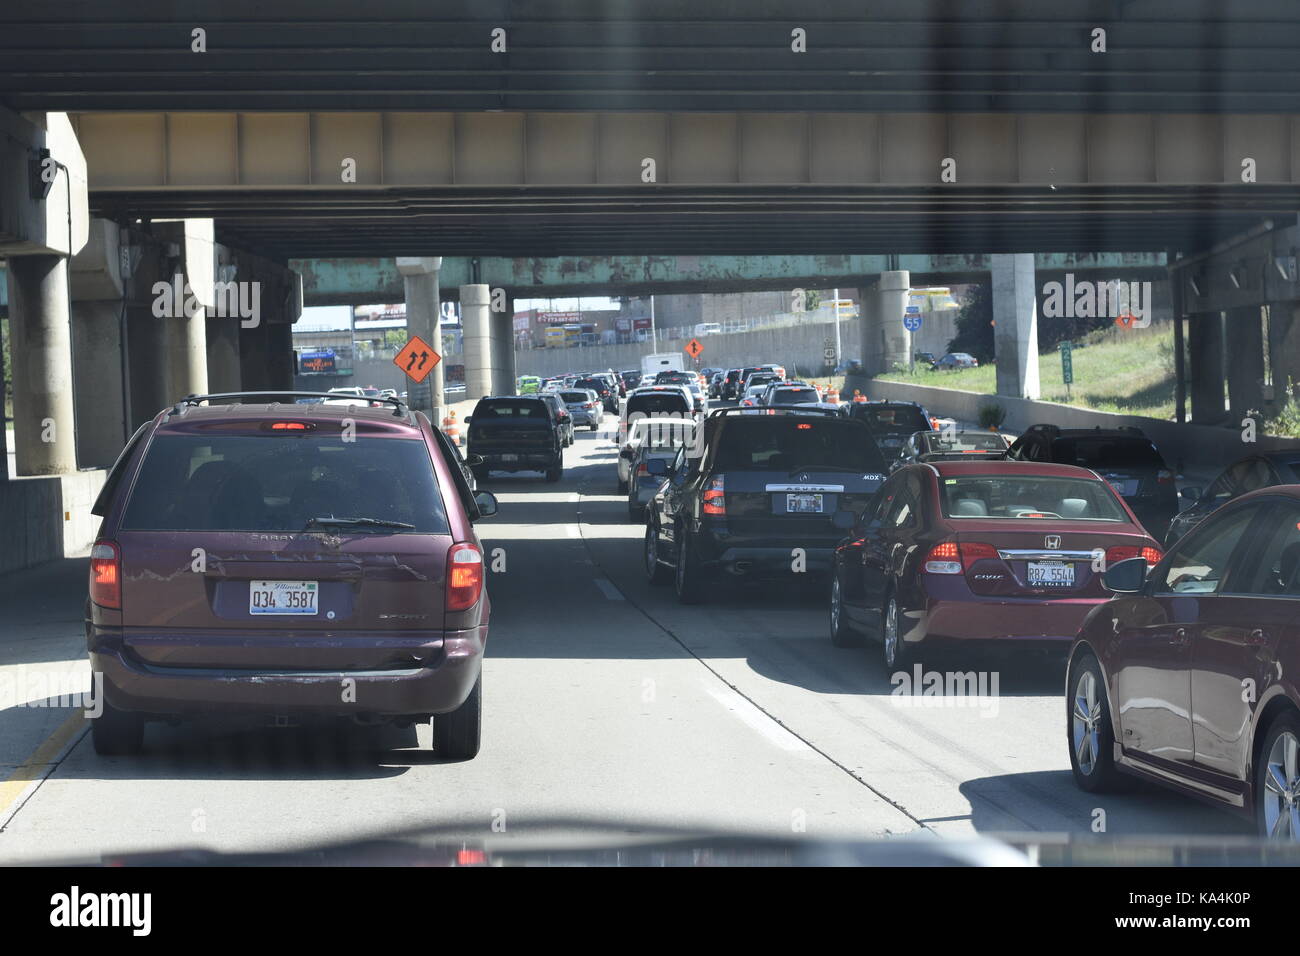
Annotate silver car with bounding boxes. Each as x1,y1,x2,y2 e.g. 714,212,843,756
560,388,602,430
626,417,697,520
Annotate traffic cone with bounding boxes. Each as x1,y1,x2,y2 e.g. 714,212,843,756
826,386,839,404
853,389,866,403
443,410,461,446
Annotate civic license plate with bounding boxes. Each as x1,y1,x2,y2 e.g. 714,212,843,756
787,493,824,514
1027,561,1074,587
250,580,318,615
500,453,519,462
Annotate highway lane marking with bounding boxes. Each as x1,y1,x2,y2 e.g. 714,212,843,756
0,710,87,827
702,682,815,755
593,577,625,601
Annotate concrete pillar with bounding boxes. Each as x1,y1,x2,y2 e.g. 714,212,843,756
1271,303,1300,405
168,305,209,399
7,255,77,475
397,257,443,420
491,295,516,394
268,322,295,391
206,315,241,393
1225,305,1265,421
992,254,1040,400
461,283,494,400
71,301,128,468
127,303,170,429
239,317,273,393
859,270,910,377
1188,312,1227,424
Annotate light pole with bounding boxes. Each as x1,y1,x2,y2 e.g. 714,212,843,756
650,295,657,350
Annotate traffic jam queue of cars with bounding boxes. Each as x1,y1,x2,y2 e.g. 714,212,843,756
89,367,1300,840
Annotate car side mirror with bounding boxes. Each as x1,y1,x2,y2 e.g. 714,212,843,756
465,454,484,467
831,510,856,531
1102,556,1148,593
1179,486,1202,502
473,491,499,518
646,458,668,476
463,416,472,423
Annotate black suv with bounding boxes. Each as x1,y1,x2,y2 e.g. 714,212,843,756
844,400,935,463
643,408,889,603
466,396,564,482
1005,424,1178,539
573,375,616,413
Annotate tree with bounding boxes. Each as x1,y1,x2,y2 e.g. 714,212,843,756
946,283,994,362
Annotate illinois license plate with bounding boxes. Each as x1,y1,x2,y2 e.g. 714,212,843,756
250,580,319,615
787,493,824,514
1028,561,1074,587
500,453,519,462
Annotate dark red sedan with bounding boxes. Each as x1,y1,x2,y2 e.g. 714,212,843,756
1067,486,1300,839
829,460,1163,666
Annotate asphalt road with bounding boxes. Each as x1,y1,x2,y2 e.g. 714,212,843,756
0,410,1250,864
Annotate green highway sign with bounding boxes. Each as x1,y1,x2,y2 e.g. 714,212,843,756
1060,341,1074,387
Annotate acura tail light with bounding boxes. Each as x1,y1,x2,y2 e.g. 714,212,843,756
702,476,725,515
446,542,484,611
90,540,121,608
1156,470,1174,484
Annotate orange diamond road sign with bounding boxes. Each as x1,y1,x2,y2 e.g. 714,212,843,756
685,338,704,359
394,335,441,384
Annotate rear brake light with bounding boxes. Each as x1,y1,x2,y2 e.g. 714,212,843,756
270,421,311,430
1106,545,1163,566
923,540,998,574
446,543,484,611
636,463,649,476
89,540,121,608
796,423,812,430
702,476,725,515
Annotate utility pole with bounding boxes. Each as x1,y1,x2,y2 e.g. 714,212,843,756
650,295,657,350
833,287,841,368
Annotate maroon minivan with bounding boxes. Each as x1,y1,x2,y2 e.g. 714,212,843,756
85,392,498,759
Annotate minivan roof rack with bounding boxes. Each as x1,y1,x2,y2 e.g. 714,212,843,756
708,406,846,419
172,391,408,418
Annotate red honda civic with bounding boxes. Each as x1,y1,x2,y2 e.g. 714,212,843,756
829,460,1163,665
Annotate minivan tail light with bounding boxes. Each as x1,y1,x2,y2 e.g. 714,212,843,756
702,476,725,515
446,543,484,611
90,540,121,608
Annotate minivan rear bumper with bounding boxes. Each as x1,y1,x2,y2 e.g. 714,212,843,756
88,624,485,718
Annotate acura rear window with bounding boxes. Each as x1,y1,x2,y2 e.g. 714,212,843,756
120,434,450,533
712,420,887,473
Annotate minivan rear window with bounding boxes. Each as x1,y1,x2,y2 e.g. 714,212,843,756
852,405,931,435
712,420,887,473
120,434,450,533
1055,437,1165,469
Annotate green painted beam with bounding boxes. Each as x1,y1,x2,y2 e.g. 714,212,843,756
291,252,1167,307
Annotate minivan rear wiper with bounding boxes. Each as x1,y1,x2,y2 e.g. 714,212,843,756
304,516,415,531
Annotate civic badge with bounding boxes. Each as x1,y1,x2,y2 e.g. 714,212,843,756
1045,534,1061,549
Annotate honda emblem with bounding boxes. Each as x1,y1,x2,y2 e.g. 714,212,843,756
1045,535,1061,549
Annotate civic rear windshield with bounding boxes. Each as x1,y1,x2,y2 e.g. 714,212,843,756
120,433,449,533
628,393,690,416
1055,437,1165,469
473,400,549,419
853,405,930,435
712,420,887,473
938,475,1128,521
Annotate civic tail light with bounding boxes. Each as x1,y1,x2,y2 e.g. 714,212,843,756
636,463,649,477
1106,545,1163,566
446,542,485,611
89,540,121,609
923,539,998,574
702,476,725,515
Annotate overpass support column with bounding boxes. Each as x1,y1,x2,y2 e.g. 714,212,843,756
6,255,77,475
859,270,910,377
1188,313,1228,424
1225,306,1265,422
169,307,210,399
461,284,494,400
492,292,516,394
1271,304,1300,406
992,254,1040,400
69,220,130,468
206,318,241,393
397,257,444,421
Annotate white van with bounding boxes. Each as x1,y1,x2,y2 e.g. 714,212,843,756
694,322,723,336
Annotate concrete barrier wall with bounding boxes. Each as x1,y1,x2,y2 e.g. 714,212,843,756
0,470,106,575
857,377,1300,470
515,319,864,379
